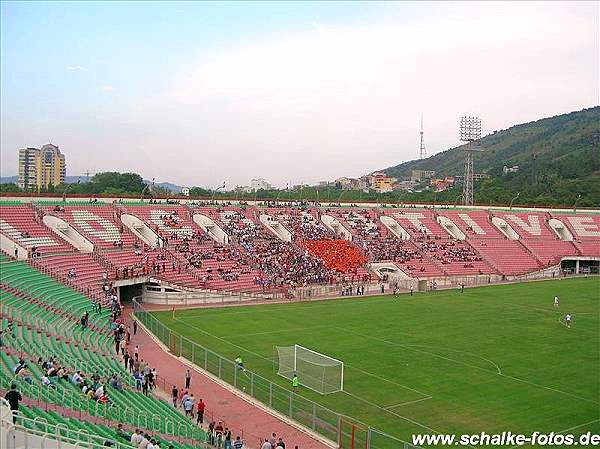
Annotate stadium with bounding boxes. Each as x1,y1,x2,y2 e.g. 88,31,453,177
0,196,598,449
1,2,599,449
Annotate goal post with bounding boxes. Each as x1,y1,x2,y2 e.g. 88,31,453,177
275,344,344,394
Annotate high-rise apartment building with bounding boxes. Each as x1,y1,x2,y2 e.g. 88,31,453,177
17,143,66,190
17,147,39,189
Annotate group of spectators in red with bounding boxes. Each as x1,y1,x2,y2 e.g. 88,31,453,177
303,240,367,273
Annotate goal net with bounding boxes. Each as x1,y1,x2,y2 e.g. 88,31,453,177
275,345,344,394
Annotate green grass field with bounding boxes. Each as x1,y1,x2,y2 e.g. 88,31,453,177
153,278,599,446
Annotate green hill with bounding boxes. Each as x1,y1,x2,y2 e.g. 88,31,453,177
383,106,600,207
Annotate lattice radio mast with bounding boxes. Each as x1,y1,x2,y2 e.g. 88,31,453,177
419,114,427,159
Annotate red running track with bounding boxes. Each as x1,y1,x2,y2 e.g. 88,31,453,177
125,307,331,449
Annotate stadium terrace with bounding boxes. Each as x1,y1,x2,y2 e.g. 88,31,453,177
1,199,598,303
0,197,598,449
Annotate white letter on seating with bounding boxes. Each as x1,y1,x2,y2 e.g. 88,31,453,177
504,215,541,236
457,214,486,235
567,217,600,237
395,213,430,234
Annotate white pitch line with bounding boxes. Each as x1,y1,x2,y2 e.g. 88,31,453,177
179,316,431,399
402,344,502,375
173,317,269,361
172,294,398,318
499,372,596,404
179,317,428,398
507,418,600,449
175,309,597,447
342,390,442,434
336,326,598,405
177,316,443,436
556,418,600,434
385,396,433,409
336,326,502,375
220,324,332,339
342,390,479,449
347,364,432,398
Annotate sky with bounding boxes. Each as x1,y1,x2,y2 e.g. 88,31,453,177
1,1,598,188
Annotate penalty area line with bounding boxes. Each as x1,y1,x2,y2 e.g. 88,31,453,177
384,396,433,409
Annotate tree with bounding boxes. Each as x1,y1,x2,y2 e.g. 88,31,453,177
90,172,145,194
188,187,211,198
0,183,21,193
150,185,172,197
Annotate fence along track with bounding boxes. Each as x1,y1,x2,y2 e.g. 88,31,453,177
133,298,423,449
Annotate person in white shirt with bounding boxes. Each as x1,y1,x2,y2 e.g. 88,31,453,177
553,296,560,308
41,375,56,389
151,368,157,388
138,435,150,449
565,313,572,328
130,430,139,445
72,371,82,384
261,439,272,449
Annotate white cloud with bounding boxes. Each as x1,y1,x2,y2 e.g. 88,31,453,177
10,2,593,187
67,65,87,71
131,1,597,187
169,3,594,102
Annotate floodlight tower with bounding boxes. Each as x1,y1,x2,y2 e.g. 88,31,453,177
419,114,427,159
459,116,482,206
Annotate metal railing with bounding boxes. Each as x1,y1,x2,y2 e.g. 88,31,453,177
0,306,205,444
2,409,131,449
0,373,204,445
133,298,420,449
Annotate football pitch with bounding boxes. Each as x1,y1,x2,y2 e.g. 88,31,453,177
152,278,599,446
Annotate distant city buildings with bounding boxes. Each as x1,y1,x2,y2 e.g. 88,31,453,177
250,178,273,191
334,177,354,190
327,165,490,194
393,180,419,191
18,143,66,190
410,170,436,182
430,177,456,192
334,176,370,191
370,172,395,193
235,178,274,193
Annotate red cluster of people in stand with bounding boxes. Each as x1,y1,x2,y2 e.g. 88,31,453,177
303,240,368,273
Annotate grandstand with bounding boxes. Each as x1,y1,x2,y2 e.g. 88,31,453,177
1,198,599,449
0,257,208,449
1,200,599,299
